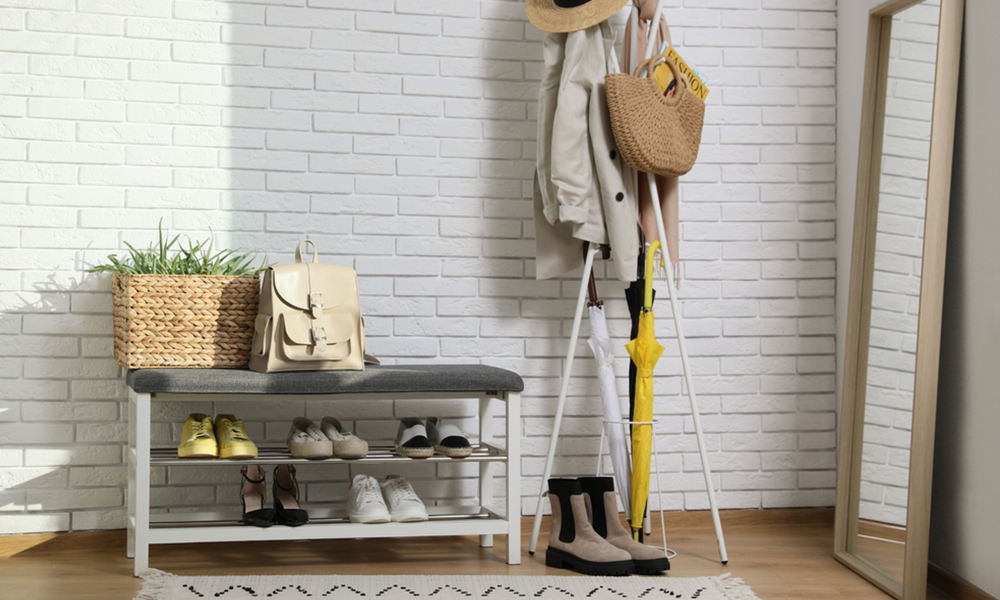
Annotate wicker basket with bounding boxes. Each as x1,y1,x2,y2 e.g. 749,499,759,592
605,54,705,178
112,272,260,369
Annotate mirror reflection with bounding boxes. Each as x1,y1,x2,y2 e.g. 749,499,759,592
856,0,940,582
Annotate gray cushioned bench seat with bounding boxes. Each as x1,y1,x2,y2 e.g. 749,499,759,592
126,364,524,395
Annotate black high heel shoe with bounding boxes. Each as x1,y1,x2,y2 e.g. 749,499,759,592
240,465,275,527
273,464,309,526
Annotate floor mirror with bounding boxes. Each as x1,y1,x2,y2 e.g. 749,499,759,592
833,0,964,599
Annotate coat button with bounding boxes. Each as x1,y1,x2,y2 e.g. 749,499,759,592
615,192,624,202
610,150,617,160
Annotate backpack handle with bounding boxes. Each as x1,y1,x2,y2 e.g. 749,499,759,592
295,239,319,264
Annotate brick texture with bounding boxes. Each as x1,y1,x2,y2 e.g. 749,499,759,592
0,0,837,534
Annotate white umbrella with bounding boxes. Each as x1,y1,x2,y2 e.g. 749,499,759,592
587,304,631,515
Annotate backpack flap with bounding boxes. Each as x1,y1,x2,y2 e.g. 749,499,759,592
271,263,358,313
278,311,355,362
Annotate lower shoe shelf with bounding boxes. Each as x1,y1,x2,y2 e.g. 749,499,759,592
143,505,510,544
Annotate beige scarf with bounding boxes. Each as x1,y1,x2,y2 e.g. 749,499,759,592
621,0,680,283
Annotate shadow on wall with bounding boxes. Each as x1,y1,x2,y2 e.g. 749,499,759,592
5,2,558,534
1,271,127,532
211,28,544,367
174,12,531,519
1,271,498,529
928,56,966,572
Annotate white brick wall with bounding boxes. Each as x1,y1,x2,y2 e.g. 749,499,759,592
0,0,838,534
858,1,939,528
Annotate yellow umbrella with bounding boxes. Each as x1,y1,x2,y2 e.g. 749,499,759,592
624,241,666,540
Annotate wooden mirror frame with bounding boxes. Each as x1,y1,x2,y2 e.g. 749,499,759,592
833,1,964,599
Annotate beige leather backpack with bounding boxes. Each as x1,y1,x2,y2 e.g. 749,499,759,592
249,240,366,373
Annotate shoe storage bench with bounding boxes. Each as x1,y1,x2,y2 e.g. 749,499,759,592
126,364,523,576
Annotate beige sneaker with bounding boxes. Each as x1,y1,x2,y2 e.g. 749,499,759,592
178,413,218,458
287,417,333,459
214,414,258,460
321,417,368,459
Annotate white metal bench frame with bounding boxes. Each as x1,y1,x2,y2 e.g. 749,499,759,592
126,388,521,577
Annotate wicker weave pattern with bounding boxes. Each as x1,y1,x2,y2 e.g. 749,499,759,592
605,55,705,178
112,273,260,369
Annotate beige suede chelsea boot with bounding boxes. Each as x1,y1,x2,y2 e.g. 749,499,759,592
545,478,634,576
578,476,670,574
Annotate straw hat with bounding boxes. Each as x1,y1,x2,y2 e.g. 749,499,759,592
525,0,630,33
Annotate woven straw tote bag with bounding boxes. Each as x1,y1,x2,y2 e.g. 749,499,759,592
605,53,705,177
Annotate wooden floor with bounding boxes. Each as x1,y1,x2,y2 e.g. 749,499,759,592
0,508,949,600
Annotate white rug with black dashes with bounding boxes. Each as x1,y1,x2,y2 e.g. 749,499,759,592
135,570,759,600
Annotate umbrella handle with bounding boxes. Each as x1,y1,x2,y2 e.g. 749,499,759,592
583,242,603,307
644,241,660,310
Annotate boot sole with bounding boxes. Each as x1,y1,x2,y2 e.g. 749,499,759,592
434,444,472,458
545,547,634,576
633,557,670,574
177,443,217,459
394,447,434,459
288,441,333,460
348,511,390,524
219,444,258,460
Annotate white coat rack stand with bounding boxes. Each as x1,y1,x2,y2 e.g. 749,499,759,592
527,189,728,564
527,0,727,564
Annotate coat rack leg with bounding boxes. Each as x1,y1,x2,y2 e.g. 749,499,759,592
647,172,729,564
528,244,600,556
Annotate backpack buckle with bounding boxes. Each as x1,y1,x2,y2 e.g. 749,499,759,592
310,292,324,320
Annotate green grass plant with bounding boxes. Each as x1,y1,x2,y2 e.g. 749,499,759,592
91,220,268,276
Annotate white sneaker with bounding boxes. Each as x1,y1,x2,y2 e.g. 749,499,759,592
347,474,390,524
380,475,429,522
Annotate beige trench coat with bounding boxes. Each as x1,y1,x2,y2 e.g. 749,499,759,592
534,22,640,282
